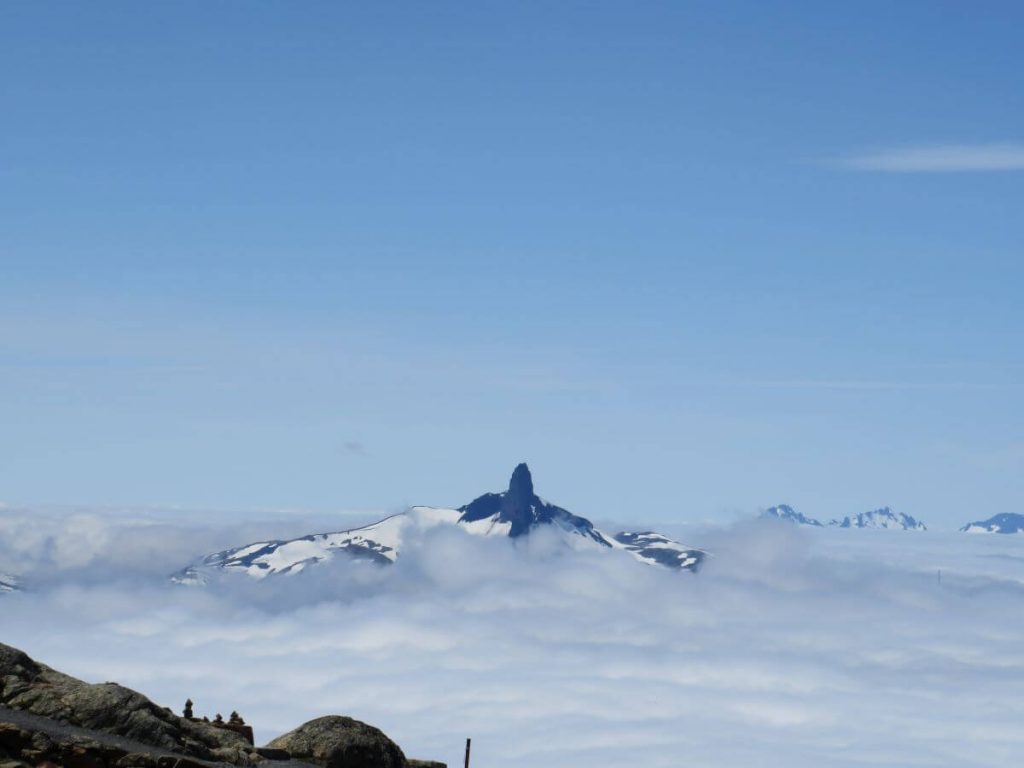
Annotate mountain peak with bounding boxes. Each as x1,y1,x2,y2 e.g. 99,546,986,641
962,512,1024,534
507,462,534,499
171,464,707,584
833,507,926,531
456,463,611,544
499,463,540,536
762,504,823,527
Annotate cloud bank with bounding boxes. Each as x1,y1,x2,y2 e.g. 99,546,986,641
2,510,1024,767
839,143,1024,172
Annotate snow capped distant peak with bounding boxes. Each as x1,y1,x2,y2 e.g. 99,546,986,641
960,513,1024,534
830,507,926,531
759,505,928,531
761,505,823,527
457,463,612,546
0,573,19,593
172,464,705,585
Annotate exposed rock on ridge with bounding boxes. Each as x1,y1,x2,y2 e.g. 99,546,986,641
458,463,612,544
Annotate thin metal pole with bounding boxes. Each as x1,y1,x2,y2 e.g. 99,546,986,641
464,738,472,768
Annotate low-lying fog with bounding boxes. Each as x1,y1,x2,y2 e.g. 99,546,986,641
3,509,1023,768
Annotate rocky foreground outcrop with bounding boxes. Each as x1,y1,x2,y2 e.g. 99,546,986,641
266,717,405,768
0,643,257,767
0,644,444,768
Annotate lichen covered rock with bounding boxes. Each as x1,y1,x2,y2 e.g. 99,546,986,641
266,715,406,768
0,643,256,765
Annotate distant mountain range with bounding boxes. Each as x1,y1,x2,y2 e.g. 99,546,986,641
173,463,705,585
762,505,927,530
960,513,1024,534
3,475,1020,597
762,505,824,527
833,508,927,530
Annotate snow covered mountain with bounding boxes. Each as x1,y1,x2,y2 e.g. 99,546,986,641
761,505,824,527
960,513,1024,534
760,504,928,531
456,462,614,545
611,532,704,570
0,573,19,593
830,507,927,531
173,464,705,584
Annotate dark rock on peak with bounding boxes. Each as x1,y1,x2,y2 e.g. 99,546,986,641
499,463,541,535
265,715,405,768
507,462,534,500
458,464,612,545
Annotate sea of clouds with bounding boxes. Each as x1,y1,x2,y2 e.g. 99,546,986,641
3,508,1024,768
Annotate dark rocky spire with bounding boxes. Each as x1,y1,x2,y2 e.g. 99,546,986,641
507,463,534,499
457,463,608,546
501,463,536,536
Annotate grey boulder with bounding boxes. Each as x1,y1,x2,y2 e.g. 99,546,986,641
265,715,406,768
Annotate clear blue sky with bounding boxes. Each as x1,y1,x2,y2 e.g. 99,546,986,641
1,2,1021,528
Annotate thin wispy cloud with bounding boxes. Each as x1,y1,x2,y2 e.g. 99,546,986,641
739,379,1004,392
341,440,367,456
839,143,1024,172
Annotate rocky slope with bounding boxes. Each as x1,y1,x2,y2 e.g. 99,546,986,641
174,464,705,584
0,643,444,768
0,643,260,766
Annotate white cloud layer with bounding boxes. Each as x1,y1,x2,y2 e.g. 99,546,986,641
839,143,1024,172
3,510,1024,767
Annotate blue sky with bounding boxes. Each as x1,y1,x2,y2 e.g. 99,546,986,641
1,2,1021,527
